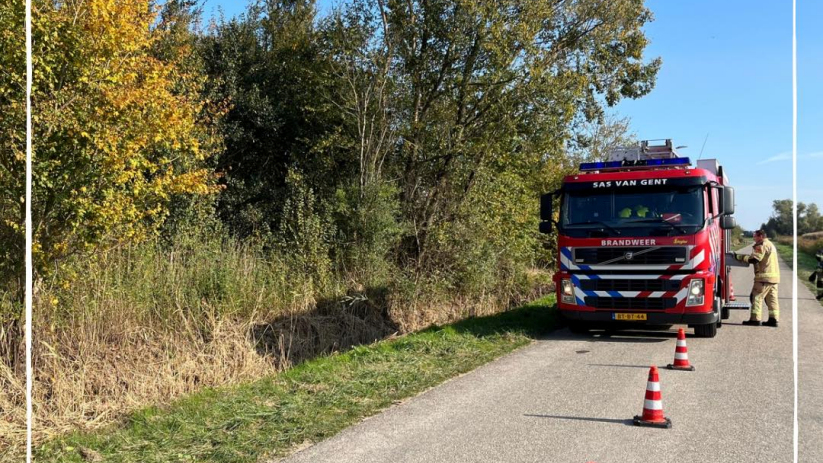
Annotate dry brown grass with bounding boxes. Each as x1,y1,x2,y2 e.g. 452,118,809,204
32,313,270,442
27,299,503,449
800,237,823,255
23,239,310,450
775,236,793,248
0,359,25,462
19,237,546,455
389,269,552,333
776,235,823,255
0,293,25,462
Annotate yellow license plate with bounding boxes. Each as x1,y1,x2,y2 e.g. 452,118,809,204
613,313,647,321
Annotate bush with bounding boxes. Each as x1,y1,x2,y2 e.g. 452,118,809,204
799,237,823,256
775,235,823,256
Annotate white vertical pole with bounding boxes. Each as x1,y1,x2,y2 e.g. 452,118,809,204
792,1,798,462
25,0,33,459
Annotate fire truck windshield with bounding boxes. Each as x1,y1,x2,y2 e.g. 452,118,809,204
560,186,704,238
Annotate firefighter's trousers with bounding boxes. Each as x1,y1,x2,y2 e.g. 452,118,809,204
810,269,823,300
750,281,779,321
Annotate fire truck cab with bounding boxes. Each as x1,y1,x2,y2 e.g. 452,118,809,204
539,139,750,338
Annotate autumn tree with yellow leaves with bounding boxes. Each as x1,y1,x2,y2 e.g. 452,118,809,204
0,0,25,383
31,0,221,277
0,0,25,301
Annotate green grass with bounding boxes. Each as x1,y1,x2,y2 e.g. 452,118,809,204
35,296,558,463
774,242,820,298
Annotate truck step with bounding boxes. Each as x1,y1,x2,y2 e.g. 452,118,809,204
724,301,752,310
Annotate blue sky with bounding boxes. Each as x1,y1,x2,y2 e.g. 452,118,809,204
614,0,819,231
798,0,823,222
203,0,817,231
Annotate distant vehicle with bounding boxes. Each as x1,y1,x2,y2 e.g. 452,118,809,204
539,139,750,337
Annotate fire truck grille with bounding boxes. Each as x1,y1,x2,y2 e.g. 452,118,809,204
578,279,681,292
573,247,688,265
584,296,677,311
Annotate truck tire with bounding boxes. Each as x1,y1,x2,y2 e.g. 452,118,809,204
715,297,723,328
717,285,730,320
694,322,717,338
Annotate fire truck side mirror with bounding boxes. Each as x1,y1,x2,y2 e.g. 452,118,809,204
540,193,553,221
722,186,735,215
720,215,737,230
539,193,553,234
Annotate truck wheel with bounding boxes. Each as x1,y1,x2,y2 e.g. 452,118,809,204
694,322,717,338
715,297,723,328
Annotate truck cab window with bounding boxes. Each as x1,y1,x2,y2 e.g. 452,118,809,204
561,186,704,237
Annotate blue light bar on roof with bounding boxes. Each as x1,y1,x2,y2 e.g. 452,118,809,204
579,157,691,171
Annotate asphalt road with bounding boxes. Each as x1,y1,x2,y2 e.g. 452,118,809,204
280,248,820,463
799,254,823,462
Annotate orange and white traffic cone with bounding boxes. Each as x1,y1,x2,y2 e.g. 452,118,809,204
666,328,695,371
730,282,736,301
633,366,672,428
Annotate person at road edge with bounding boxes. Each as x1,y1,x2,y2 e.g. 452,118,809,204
809,249,823,300
734,230,780,327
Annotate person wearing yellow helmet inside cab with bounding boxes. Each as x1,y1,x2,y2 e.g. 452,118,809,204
618,204,651,218
734,230,780,327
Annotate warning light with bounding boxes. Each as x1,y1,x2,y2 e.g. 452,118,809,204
579,157,691,172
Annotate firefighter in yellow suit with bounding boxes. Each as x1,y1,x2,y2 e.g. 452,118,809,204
734,230,780,327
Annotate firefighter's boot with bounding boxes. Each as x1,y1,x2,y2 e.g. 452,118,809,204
763,318,778,327
742,319,761,326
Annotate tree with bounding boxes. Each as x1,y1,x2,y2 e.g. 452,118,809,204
31,0,221,276
0,0,25,299
568,112,636,163
731,223,746,247
200,0,660,295
380,0,660,267
318,3,405,272
201,0,346,239
761,199,794,237
801,202,822,235
0,0,25,370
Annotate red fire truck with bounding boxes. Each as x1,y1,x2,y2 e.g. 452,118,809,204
539,139,750,337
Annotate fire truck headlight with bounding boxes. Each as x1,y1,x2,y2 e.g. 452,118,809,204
686,279,705,307
561,279,576,305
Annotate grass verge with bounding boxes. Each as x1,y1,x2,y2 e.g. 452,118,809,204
35,296,558,463
774,242,820,298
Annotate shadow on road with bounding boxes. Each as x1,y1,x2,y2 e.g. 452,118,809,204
587,363,661,369
720,322,775,327
524,414,634,426
544,328,675,344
